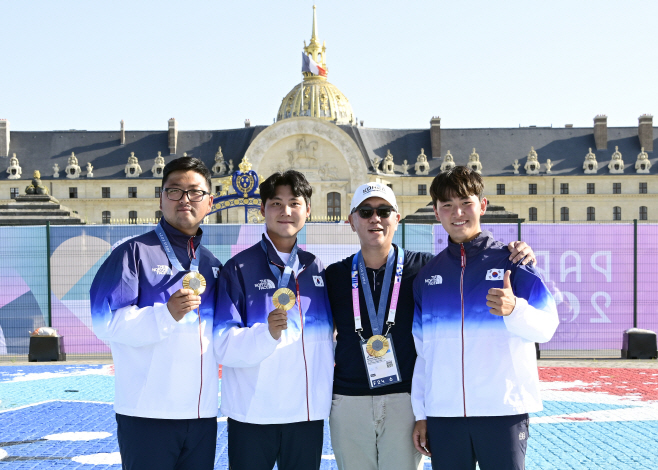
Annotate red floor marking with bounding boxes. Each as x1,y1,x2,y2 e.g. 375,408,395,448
538,367,658,401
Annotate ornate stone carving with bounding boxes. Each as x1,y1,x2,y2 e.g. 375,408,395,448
468,148,482,174
86,162,94,178
635,147,651,174
66,152,81,179
371,155,382,173
25,171,48,195
382,149,395,174
152,151,165,177
125,152,143,178
212,147,227,176
6,153,21,179
512,159,520,174
583,148,598,174
415,148,429,175
440,150,455,173
319,162,339,180
524,147,540,175
228,159,234,173
53,163,60,178
608,146,625,174
288,137,319,169
401,160,409,175
545,159,553,174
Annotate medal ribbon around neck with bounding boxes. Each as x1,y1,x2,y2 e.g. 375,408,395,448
351,245,405,339
260,238,300,311
155,222,205,295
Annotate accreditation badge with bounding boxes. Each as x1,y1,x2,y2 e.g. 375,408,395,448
360,333,402,389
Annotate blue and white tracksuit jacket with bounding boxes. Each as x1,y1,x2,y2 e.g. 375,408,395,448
214,235,334,425
90,219,222,419
411,231,558,420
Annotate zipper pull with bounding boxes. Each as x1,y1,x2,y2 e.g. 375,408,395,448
460,244,466,268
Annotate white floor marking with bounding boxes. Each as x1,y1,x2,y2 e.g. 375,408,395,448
43,432,112,441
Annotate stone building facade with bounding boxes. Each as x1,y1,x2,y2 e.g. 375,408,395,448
1,9,656,224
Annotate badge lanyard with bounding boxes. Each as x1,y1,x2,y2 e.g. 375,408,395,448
351,245,405,340
155,222,199,274
260,239,299,289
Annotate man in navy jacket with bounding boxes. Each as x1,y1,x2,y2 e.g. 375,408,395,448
214,170,334,470
90,157,222,470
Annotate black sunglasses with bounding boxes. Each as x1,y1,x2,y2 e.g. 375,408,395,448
353,205,395,219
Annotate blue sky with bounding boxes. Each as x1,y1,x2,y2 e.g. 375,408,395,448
3,0,657,131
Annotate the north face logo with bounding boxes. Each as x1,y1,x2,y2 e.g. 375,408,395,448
519,432,526,440
152,265,172,275
255,279,276,290
425,275,443,286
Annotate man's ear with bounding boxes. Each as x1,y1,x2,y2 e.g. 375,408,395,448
480,197,488,215
433,204,440,222
348,213,356,232
260,202,266,217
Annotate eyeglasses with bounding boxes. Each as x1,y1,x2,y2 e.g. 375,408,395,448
353,205,395,219
163,188,210,202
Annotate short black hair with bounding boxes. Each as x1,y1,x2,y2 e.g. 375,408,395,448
162,157,212,192
430,165,484,205
260,170,312,206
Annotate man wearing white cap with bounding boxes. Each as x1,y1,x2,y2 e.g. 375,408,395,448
325,182,536,470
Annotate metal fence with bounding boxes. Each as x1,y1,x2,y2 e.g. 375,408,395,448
0,220,656,360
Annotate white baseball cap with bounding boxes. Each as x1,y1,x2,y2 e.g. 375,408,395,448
350,183,398,213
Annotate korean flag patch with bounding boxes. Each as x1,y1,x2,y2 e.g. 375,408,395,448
313,275,324,287
486,269,504,281
212,267,220,278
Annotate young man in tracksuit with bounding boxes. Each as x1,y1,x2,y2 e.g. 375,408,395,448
326,183,536,470
411,166,559,470
214,170,334,470
90,157,222,469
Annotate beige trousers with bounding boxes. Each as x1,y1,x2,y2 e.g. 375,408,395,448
329,392,423,470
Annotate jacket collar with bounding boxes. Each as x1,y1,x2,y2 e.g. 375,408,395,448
260,233,315,268
446,231,495,258
161,217,202,250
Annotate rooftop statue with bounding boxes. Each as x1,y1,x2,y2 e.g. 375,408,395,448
25,170,49,195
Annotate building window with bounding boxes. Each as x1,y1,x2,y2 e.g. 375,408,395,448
215,185,223,195
216,211,223,224
129,211,138,224
587,207,595,221
587,183,595,194
327,192,341,219
102,187,111,198
639,182,647,194
69,187,78,198
613,183,621,194
10,188,19,199
560,183,569,195
155,187,162,198
155,210,163,222
128,187,137,198
386,184,393,189
560,207,569,221
529,207,537,221
640,206,648,220
613,206,621,220
528,184,537,195
102,211,111,224
497,184,505,195
418,184,427,196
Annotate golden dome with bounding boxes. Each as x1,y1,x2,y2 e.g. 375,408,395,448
276,6,355,125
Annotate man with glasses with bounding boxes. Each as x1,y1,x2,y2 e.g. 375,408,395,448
90,157,222,470
325,183,535,470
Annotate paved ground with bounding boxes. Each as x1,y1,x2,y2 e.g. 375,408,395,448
0,360,656,469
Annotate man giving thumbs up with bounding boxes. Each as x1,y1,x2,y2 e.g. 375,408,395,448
410,166,558,470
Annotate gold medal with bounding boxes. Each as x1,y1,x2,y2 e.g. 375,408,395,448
366,335,389,357
273,288,296,311
182,272,206,296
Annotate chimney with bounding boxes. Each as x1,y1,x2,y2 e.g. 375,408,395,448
0,120,9,157
120,120,125,145
244,119,251,128
594,115,607,150
638,114,653,152
430,116,441,159
168,118,178,155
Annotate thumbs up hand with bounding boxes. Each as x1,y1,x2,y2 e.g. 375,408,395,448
486,270,516,316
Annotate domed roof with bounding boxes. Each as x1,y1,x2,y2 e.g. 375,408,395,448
276,6,355,125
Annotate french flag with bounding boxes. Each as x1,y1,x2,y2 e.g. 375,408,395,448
302,52,327,77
